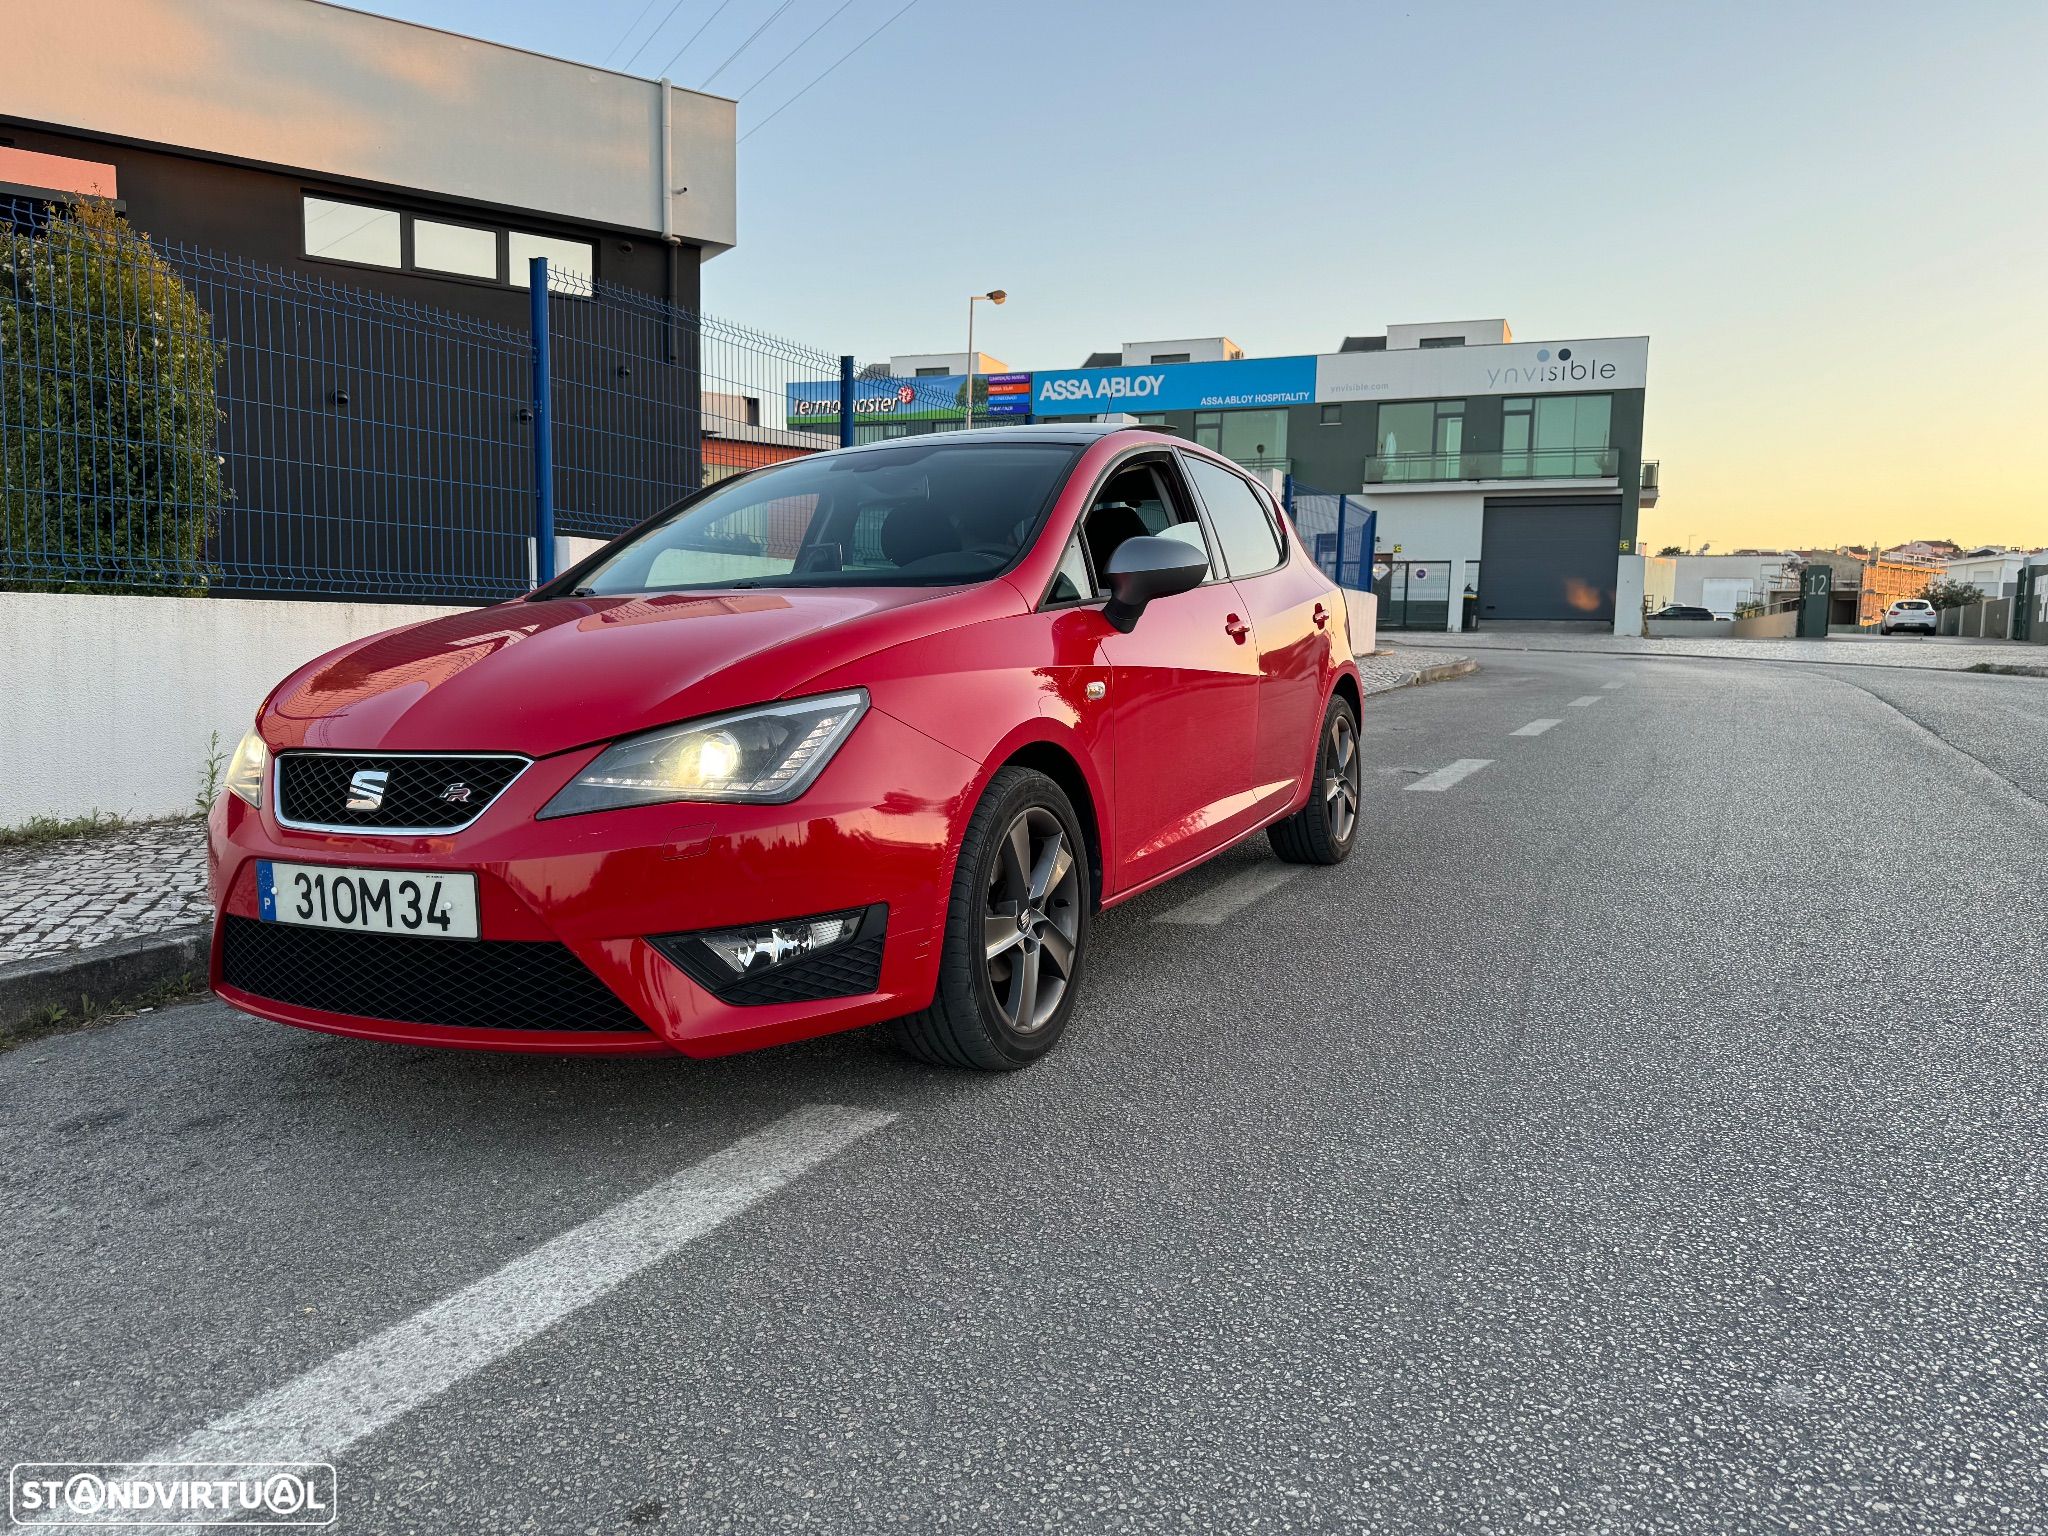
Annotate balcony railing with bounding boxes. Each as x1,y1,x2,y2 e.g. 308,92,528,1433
1363,446,1620,484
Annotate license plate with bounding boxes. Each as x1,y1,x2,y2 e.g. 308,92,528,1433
258,860,479,940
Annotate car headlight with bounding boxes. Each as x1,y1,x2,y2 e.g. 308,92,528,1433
224,729,269,807
538,690,868,818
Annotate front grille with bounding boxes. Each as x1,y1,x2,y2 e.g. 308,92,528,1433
276,753,528,832
220,916,647,1033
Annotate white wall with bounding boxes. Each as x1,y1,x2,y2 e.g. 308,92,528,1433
1642,555,1677,611
1384,319,1511,349
1317,335,1648,403
1668,554,1796,610
1366,490,1486,632
1119,338,1243,364
1613,555,1648,637
0,593,473,826
13,0,737,253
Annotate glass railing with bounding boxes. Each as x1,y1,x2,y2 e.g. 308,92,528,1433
1364,446,1620,483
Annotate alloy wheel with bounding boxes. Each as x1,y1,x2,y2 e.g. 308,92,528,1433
1325,712,1361,844
983,806,1082,1035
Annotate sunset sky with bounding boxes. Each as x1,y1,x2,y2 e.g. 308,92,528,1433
356,0,2047,551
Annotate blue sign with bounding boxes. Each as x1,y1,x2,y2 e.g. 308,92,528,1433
984,372,1032,418
1030,356,1316,417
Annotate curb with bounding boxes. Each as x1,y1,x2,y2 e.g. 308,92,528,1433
0,923,210,1039
1359,653,1479,695
1397,638,2046,680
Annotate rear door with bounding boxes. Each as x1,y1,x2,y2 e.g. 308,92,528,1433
1179,452,1331,809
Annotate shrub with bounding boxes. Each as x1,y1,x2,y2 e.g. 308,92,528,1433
1,198,225,592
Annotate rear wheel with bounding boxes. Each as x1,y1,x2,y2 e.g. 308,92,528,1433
1269,695,1360,866
888,767,1089,1071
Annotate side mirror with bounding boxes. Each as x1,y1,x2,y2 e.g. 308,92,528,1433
1102,535,1210,633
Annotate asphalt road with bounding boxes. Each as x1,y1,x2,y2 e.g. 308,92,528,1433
5,652,2045,1533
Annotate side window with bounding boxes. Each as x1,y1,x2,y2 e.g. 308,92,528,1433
1183,456,1284,578
1073,458,1214,595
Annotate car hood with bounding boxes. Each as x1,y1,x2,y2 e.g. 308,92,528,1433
262,584,1018,756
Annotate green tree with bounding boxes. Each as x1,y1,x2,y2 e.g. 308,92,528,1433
1920,577,1983,610
1656,544,1684,556
1,198,225,592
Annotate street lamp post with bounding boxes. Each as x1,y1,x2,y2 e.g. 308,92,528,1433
964,289,1006,430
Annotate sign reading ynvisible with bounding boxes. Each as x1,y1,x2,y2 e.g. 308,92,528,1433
1030,356,1316,417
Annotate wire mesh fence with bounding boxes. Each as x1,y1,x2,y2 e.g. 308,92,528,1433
0,194,846,602
1283,478,1375,592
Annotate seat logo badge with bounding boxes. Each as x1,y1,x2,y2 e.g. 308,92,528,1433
441,782,473,805
345,769,389,811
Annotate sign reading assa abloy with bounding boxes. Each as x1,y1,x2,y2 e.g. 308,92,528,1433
1031,356,1316,417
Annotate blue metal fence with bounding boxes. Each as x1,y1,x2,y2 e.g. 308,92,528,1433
1,194,843,602
1283,476,1376,593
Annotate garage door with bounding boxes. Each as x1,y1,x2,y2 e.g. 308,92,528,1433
1478,497,1623,622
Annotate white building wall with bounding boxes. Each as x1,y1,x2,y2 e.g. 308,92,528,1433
0,592,474,825
1667,554,1796,610
1365,490,1486,633
12,0,737,252
1941,551,2033,597
1384,319,1511,349
1119,338,1243,365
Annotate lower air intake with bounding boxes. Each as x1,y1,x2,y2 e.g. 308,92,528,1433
220,916,646,1033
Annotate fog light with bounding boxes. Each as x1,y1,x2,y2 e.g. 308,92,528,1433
650,905,887,1005
701,912,860,975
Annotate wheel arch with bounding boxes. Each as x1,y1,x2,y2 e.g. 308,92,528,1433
995,738,1106,912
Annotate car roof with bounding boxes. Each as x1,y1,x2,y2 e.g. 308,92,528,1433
823,423,1172,457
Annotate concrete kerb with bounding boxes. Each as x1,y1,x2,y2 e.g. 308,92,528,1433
0,922,210,1039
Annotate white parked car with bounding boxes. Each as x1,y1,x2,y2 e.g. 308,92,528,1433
1880,599,1938,636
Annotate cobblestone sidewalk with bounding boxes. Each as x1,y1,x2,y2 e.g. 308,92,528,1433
0,646,1473,969
0,818,210,965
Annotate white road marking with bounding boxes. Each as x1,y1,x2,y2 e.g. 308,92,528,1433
149,1105,894,1469
1404,758,1493,792
1602,679,1626,690
1156,864,1304,925
1568,695,1602,707
1511,719,1562,737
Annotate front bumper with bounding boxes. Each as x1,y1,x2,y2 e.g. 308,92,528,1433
208,707,978,1057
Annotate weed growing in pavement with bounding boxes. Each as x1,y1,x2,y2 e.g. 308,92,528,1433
0,973,204,1051
195,729,228,814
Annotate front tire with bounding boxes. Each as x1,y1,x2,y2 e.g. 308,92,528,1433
1269,695,1361,866
888,767,1090,1071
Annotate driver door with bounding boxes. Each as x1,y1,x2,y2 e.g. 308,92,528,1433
1080,454,1264,893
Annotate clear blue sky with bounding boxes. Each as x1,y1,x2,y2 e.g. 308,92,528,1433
347,0,2046,548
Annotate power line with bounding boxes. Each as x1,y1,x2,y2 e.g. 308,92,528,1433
652,0,742,77
734,0,857,100
739,0,919,143
699,0,798,91
622,0,697,71
601,0,666,66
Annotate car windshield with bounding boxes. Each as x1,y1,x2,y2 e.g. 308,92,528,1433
562,441,1081,595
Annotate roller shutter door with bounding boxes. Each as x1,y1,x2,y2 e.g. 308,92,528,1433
1478,497,1623,622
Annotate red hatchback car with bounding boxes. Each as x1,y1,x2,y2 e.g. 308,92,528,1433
208,426,1363,1070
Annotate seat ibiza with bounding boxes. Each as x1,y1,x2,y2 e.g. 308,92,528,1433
209,425,1363,1070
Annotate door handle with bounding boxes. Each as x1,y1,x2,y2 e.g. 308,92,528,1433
1312,602,1331,629
1225,615,1250,643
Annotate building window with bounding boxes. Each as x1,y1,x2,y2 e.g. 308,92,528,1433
1132,414,1181,436
1193,411,1223,450
1150,352,1191,364
302,195,594,291
1320,403,1341,426
1375,399,1463,478
914,366,950,377
1217,408,1288,469
508,231,595,290
303,196,401,268
413,218,498,280
1505,394,1612,476
1418,336,1465,349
